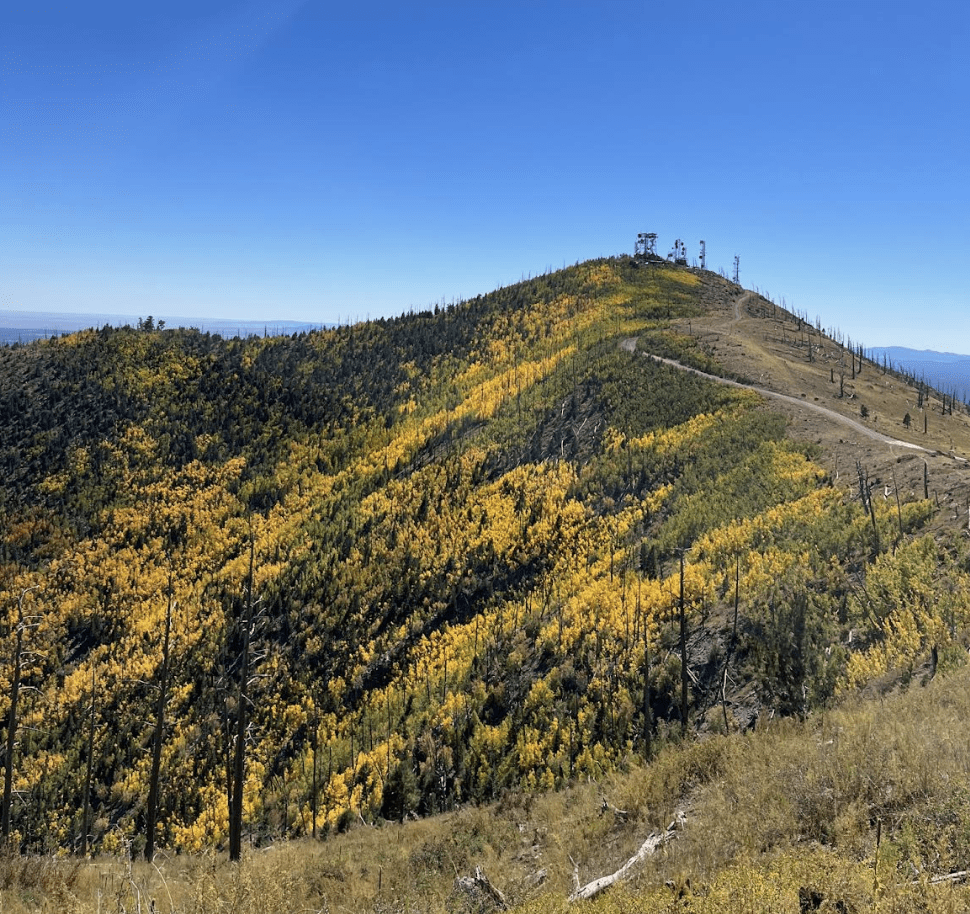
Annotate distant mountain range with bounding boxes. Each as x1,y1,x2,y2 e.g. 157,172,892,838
868,346,970,403
0,310,325,345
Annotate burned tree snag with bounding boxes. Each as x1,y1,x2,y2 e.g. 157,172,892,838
856,461,881,555
639,584,652,761
145,585,175,861
80,667,97,857
2,586,39,848
679,552,688,738
229,535,257,863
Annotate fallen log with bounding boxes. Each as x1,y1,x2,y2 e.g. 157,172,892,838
568,812,685,902
454,866,510,910
925,870,970,886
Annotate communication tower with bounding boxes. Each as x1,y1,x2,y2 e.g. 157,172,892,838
699,240,706,270
733,255,740,285
635,233,658,260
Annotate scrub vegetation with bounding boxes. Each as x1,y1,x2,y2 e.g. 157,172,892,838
3,256,970,911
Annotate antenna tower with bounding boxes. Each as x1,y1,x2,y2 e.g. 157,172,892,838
732,255,740,285
635,232,658,260
699,240,706,270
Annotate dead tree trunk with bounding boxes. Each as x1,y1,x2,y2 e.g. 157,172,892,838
80,667,96,857
640,586,652,761
568,813,685,902
2,586,38,848
145,589,174,860
679,553,688,737
2,601,25,846
856,461,880,555
229,536,256,863
721,554,741,731
455,867,509,910
310,709,319,840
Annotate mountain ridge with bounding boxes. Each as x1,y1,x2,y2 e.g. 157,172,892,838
868,344,970,403
1,256,970,879
0,310,325,346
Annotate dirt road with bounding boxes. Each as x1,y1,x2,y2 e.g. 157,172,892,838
620,338,928,455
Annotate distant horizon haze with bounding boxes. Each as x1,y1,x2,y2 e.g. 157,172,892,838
1,310,968,370
0,308,326,344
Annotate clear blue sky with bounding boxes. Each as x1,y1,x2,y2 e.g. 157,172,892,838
3,1,968,351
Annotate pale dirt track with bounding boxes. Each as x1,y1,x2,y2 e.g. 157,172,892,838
620,337,929,456
620,276,970,532
731,290,754,327
620,337,932,453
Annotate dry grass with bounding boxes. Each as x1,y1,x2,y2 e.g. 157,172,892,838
0,794,589,913
680,284,970,537
9,664,970,913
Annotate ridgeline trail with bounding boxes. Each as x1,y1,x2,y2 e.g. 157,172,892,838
620,336,928,455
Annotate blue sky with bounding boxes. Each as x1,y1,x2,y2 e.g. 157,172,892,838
2,1,968,351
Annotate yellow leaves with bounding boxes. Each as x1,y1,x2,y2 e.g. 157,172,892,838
10,257,966,854
767,444,827,489
174,783,230,852
458,349,572,423
525,679,555,712
436,690,467,731
115,423,158,463
681,560,717,608
625,409,723,454
38,445,92,495
54,327,96,348
515,727,547,771
574,744,608,779
692,487,841,577
584,262,623,290
663,269,701,287
243,759,266,822
601,426,626,455
471,721,510,755
843,536,968,689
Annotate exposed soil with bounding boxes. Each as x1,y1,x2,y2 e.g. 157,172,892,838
641,275,970,540
620,272,970,731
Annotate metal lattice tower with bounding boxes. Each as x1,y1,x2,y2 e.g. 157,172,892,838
733,255,740,285
699,240,706,270
635,233,658,259
672,239,687,265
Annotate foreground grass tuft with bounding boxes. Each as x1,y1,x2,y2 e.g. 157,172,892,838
7,662,970,912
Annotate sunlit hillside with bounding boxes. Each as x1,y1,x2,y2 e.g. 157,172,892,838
3,256,970,911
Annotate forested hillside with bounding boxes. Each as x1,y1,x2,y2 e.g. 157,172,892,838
2,257,969,858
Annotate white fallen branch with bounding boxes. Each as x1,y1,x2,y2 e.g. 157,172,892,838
568,812,685,902
925,870,970,886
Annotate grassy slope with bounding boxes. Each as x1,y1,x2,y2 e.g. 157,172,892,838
7,666,970,912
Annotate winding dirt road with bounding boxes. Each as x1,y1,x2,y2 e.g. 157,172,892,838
731,290,754,327
620,338,928,455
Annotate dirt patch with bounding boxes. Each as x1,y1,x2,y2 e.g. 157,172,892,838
637,275,970,539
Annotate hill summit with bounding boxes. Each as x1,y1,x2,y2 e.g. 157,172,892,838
2,255,970,861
